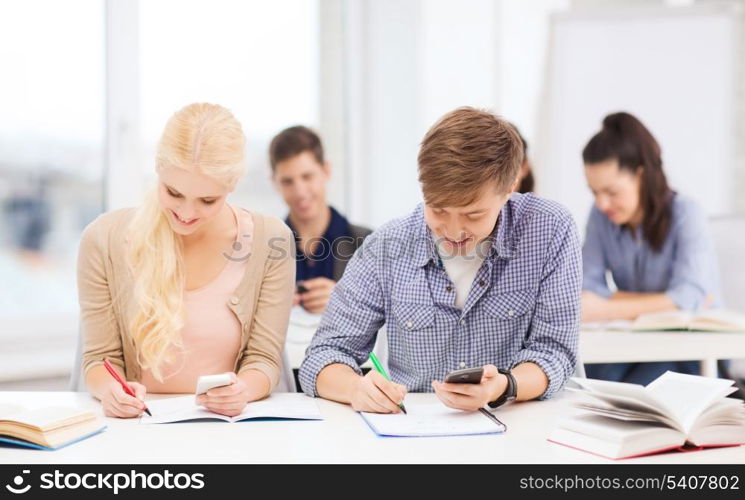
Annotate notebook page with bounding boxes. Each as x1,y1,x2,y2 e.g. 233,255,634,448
140,396,230,424
360,402,504,437
141,395,322,423
236,393,322,421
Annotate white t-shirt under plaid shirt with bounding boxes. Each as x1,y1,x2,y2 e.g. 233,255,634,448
299,193,582,398
439,239,492,310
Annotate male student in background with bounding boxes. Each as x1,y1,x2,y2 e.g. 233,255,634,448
270,126,371,314
299,107,582,413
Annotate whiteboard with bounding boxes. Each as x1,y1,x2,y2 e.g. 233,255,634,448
535,4,741,232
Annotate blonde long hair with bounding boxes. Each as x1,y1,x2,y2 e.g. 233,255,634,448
127,103,246,380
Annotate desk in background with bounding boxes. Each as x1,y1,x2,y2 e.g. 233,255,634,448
580,329,745,377
288,313,745,379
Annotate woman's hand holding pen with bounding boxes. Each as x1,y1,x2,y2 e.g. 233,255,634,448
101,380,148,418
349,370,407,414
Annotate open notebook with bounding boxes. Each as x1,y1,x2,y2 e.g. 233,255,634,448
360,402,506,437
140,393,322,424
0,404,106,450
549,371,745,459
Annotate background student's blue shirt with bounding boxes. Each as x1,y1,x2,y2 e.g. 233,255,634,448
299,193,583,398
286,206,351,282
582,193,722,384
583,193,722,310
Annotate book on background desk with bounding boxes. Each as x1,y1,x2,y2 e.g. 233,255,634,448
549,371,745,459
360,402,506,437
0,404,106,450
631,309,745,332
140,393,322,424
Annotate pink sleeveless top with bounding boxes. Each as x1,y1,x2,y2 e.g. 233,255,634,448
141,205,253,393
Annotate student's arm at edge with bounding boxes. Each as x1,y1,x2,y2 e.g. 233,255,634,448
582,291,678,322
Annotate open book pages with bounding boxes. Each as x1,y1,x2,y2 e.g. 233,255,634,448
570,372,743,434
550,371,745,458
360,402,505,437
689,309,745,331
550,413,687,459
632,309,745,332
140,393,322,424
0,405,104,449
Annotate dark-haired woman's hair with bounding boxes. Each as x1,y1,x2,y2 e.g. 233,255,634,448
582,112,673,252
511,123,535,193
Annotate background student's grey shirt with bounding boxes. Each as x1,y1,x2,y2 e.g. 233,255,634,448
299,193,582,399
582,193,722,310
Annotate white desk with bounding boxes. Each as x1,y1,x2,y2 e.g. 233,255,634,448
580,329,745,377
0,391,742,464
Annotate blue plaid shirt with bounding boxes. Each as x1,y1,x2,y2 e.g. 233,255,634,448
299,193,582,399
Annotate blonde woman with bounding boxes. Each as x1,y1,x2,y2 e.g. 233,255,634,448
78,103,295,418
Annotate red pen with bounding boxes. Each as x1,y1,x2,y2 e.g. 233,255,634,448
103,359,152,416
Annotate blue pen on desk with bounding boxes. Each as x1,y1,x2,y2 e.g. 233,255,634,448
368,352,407,414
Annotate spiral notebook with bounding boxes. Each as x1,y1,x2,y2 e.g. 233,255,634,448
360,402,506,437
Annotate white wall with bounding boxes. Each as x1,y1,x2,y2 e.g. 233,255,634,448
343,0,570,228
105,0,321,217
498,0,571,145
536,4,740,231
110,0,683,227
342,0,744,232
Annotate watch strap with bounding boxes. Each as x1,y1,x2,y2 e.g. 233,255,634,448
488,368,517,409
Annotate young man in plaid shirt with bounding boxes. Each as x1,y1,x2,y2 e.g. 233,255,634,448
300,107,582,413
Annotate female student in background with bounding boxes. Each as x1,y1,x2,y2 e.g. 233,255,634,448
581,111,721,384
78,103,295,418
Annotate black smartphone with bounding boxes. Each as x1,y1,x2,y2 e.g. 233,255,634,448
444,367,484,384
296,283,309,294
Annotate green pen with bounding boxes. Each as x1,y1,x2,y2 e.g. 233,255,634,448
368,352,407,414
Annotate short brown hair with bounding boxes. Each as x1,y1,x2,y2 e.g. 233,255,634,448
418,107,523,207
269,125,324,172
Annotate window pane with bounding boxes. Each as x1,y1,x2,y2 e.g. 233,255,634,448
0,0,105,369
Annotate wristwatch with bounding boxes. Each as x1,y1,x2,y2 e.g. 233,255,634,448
488,368,517,409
